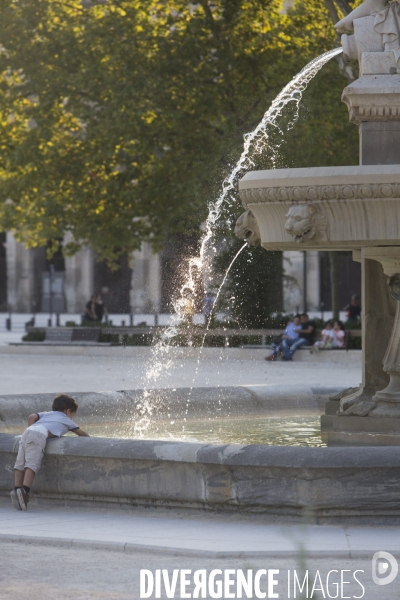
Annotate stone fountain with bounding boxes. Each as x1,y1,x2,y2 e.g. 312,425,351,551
3,0,400,519
236,0,400,445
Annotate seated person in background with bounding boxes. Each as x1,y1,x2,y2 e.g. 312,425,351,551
203,291,214,321
266,314,301,361
83,295,97,322
314,320,335,348
282,313,315,361
344,294,361,323
94,293,108,323
332,320,345,348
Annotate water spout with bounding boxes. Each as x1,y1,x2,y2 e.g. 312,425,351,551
174,47,343,318
132,47,343,436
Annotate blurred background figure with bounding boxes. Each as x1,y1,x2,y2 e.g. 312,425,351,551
202,291,214,321
314,320,335,348
344,294,361,324
266,314,301,361
94,293,108,323
332,320,345,348
83,295,97,323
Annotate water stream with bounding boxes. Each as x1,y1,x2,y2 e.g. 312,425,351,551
131,47,343,440
180,47,343,301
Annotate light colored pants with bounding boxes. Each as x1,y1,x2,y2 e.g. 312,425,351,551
14,429,47,474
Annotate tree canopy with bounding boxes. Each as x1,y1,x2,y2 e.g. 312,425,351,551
0,0,358,264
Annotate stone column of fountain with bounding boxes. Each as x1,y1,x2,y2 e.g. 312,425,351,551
336,2,400,412
235,0,400,445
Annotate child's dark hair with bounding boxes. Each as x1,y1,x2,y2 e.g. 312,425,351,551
52,394,78,413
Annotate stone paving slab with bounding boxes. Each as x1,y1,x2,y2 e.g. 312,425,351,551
0,506,398,558
3,543,397,600
0,348,360,395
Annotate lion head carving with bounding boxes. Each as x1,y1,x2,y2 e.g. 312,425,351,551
284,203,327,244
234,210,261,247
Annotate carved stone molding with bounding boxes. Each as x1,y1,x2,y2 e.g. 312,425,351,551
342,74,400,124
239,182,400,208
354,105,400,120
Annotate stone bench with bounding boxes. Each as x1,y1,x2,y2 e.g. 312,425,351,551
24,327,362,348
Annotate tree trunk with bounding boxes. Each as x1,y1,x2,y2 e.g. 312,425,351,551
334,0,353,17
329,251,340,320
324,0,340,24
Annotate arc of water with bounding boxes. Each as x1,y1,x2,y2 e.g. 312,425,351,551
174,47,343,313
133,47,343,436
204,242,247,330
197,47,343,283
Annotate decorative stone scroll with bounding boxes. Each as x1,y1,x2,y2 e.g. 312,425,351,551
239,182,400,208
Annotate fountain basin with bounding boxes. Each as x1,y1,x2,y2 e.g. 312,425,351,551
1,389,400,521
0,387,334,426
0,387,333,445
239,165,400,250
1,433,400,522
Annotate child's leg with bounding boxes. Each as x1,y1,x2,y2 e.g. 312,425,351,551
14,469,24,488
16,468,36,510
14,432,27,487
23,468,36,488
12,437,27,510
14,430,46,510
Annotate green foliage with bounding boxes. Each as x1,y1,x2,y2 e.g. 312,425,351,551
22,330,46,342
81,320,106,327
0,0,358,264
122,333,153,346
213,238,284,328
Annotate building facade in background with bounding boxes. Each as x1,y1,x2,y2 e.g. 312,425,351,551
283,250,361,315
0,233,360,316
1,233,161,315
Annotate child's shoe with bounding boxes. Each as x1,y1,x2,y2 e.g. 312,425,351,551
10,490,22,511
16,488,29,511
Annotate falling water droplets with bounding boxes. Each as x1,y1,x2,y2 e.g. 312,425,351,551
129,47,343,437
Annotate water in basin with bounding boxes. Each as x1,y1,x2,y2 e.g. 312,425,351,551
79,414,324,446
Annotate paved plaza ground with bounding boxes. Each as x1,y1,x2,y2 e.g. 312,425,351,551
0,312,360,394
0,505,399,599
0,344,360,395
2,542,399,600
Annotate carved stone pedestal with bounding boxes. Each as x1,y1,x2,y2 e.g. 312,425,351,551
367,249,400,415
324,248,400,443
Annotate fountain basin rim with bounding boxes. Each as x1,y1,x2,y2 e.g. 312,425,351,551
2,435,399,519
239,165,400,190
0,386,341,428
1,433,400,468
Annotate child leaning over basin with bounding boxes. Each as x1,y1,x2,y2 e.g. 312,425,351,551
10,393,90,511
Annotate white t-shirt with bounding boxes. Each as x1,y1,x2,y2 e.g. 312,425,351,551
29,411,79,438
333,330,345,348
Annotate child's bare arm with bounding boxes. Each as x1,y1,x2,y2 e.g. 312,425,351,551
27,414,39,426
72,428,90,437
